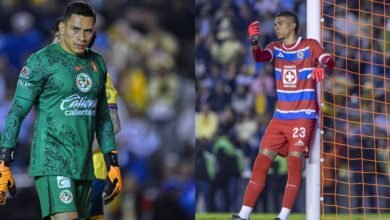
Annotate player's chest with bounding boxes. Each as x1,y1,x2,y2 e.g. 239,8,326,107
274,61,314,89
45,60,104,97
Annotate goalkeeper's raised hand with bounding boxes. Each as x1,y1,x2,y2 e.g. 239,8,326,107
0,148,16,206
248,21,261,45
103,150,122,205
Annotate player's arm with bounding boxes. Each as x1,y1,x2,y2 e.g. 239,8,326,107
95,72,116,153
106,74,121,134
91,73,120,153
95,71,122,205
109,110,120,134
311,39,335,82
248,21,273,62
318,53,335,72
0,55,46,205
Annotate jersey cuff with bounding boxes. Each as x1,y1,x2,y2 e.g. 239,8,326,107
108,104,118,109
265,48,273,61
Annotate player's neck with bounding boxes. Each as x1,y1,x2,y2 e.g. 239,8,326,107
282,34,298,47
59,40,86,57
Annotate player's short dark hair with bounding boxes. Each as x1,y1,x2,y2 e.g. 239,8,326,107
52,16,63,33
62,1,96,23
276,11,299,34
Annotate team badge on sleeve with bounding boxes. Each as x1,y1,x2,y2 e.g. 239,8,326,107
20,66,30,79
76,73,92,92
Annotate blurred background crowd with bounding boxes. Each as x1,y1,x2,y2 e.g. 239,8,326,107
195,0,389,215
0,0,194,219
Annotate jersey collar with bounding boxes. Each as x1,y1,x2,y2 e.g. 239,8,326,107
282,36,302,50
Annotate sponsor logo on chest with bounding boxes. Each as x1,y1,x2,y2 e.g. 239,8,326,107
282,65,297,88
60,94,97,116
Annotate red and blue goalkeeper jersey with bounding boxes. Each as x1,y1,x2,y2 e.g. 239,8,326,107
255,37,333,120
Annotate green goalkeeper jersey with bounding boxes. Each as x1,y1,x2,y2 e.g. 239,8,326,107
0,42,116,180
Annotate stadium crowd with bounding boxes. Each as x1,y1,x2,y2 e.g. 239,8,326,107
195,0,389,215
0,0,194,220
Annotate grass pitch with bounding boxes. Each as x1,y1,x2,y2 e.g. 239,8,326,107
196,213,390,220
196,213,303,220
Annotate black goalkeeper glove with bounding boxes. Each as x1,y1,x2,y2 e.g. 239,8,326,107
0,148,16,205
103,151,122,205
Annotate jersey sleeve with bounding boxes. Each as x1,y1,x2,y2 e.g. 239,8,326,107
310,39,334,70
105,73,118,109
95,61,117,154
0,54,47,148
252,42,274,62
264,42,275,61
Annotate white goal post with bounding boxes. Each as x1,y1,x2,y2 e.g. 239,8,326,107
306,0,322,219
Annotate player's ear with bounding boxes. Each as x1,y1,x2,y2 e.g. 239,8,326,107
291,22,296,32
59,21,65,36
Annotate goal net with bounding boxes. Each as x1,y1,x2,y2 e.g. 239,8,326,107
321,0,390,218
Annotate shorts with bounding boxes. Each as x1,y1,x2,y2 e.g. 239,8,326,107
34,176,92,219
90,179,105,216
260,118,317,157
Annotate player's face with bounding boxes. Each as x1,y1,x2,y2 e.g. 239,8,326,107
274,16,296,40
59,14,95,55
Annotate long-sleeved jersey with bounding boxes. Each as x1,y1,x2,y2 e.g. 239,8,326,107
0,42,116,180
93,73,118,180
252,36,334,120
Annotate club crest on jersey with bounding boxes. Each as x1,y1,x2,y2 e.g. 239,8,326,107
19,66,30,78
297,51,305,59
76,73,92,92
59,189,73,204
282,66,297,88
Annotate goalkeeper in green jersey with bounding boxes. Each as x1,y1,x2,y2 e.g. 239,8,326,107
52,15,122,220
0,2,122,219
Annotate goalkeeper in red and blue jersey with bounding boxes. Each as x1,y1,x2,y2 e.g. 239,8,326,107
232,11,335,220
